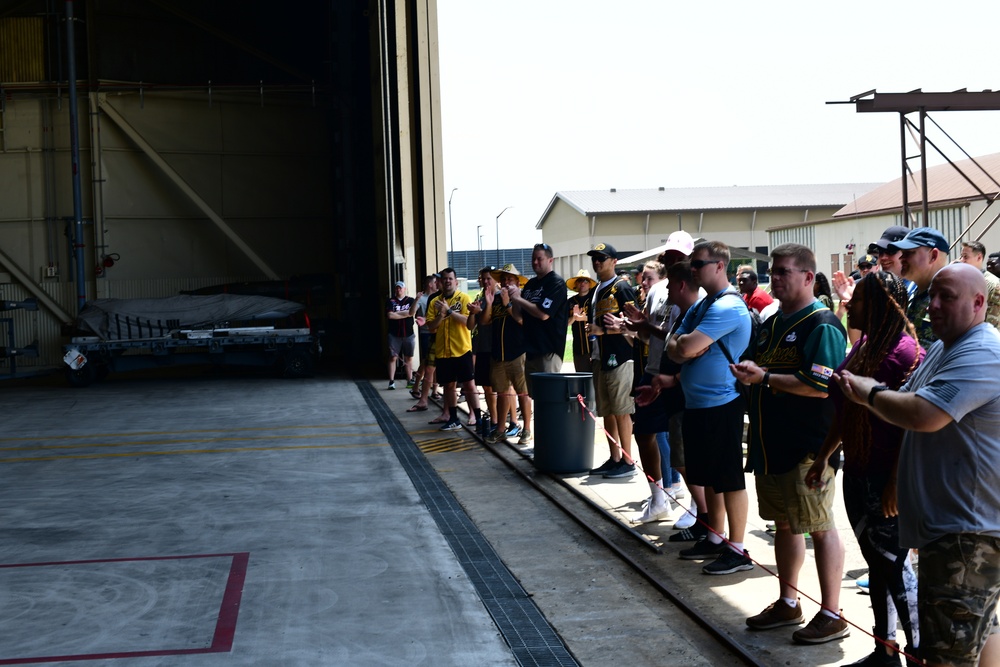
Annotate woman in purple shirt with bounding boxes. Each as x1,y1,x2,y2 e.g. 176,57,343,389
806,271,924,666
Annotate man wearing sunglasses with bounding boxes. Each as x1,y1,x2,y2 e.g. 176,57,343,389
888,228,951,350
585,242,640,479
731,243,848,644
666,240,752,575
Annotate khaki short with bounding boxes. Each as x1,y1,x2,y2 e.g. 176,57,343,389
593,360,635,417
525,353,563,396
490,355,527,395
919,534,1000,667
755,454,836,535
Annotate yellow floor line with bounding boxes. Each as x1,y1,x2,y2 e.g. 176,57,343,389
0,441,389,464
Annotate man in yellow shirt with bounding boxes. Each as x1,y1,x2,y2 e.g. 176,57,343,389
428,268,481,431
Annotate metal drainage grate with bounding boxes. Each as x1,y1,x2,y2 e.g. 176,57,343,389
359,382,578,667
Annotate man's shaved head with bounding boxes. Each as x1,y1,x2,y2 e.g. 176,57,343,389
928,263,987,346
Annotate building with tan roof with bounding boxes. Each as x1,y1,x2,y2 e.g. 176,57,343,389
768,152,1000,275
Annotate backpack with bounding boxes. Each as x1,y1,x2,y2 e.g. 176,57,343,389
717,292,762,364
690,290,761,364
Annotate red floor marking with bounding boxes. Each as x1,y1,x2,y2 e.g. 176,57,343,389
0,552,250,665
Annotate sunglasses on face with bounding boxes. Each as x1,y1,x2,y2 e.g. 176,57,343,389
766,267,809,277
690,259,720,269
591,255,609,263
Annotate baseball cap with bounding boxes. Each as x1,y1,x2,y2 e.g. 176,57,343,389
869,225,909,253
857,254,876,268
887,227,949,253
587,243,618,259
662,230,694,256
394,281,405,288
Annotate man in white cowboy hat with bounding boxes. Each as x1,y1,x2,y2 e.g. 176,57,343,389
507,242,569,445
568,269,598,373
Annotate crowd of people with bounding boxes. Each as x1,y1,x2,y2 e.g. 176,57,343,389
385,225,1000,667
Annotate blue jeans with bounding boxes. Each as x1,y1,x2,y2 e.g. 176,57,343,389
656,431,678,485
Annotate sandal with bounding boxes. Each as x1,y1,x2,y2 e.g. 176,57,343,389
428,417,449,424
406,405,428,412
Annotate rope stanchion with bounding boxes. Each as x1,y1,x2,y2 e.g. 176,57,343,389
571,393,922,666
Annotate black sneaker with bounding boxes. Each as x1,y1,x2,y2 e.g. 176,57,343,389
703,548,754,575
603,459,637,479
679,538,727,560
668,520,708,543
589,457,617,475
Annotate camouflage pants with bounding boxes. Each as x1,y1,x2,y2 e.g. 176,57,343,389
919,533,1000,667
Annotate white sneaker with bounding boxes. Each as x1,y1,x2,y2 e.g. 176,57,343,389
670,483,686,500
633,500,671,524
672,501,698,530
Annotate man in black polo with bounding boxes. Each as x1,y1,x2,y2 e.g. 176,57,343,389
508,242,568,444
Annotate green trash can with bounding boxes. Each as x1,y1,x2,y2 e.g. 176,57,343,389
530,372,595,474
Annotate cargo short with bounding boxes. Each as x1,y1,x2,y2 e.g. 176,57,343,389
756,454,837,535
918,533,1000,667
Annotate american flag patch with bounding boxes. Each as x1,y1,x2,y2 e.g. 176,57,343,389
925,379,959,403
811,363,834,379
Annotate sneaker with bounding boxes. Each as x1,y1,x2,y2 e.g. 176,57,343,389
792,612,850,644
485,427,506,444
746,598,804,630
703,548,754,575
633,500,671,524
439,420,462,432
602,459,636,478
388,381,396,390
517,429,532,446
673,501,698,529
589,457,617,475
679,538,727,560
668,524,707,542
856,575,870,594
406,380,415,389
669,483,686,500
504,423,521,439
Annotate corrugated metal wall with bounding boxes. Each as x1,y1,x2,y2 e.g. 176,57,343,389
0,17,45,82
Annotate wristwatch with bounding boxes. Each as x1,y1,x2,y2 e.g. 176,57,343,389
761,371,771,387
868,384,890,406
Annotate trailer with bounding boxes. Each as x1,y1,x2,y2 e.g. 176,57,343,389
61,294,319,387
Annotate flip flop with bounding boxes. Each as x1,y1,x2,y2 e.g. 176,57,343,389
406,405,427,412
428,417,449,424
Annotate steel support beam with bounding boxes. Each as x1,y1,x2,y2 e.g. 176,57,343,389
854,91,1000,113
0,247,75,323
97,97,280,280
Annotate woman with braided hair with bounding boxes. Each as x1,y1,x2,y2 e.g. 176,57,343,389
806,271,924,666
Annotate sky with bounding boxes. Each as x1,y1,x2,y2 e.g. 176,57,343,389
436,0,1000,253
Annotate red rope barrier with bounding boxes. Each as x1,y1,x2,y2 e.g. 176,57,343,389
571,393,922,665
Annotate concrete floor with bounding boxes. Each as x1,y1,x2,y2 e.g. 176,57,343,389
0,366,908,666
0,372,514,666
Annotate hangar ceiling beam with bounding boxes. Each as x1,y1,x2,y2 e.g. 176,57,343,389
98,97,281,280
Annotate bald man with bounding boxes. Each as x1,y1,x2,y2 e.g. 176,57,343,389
834,263,1000,667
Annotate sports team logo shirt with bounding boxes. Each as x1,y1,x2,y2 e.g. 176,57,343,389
745,300,847,476
521,271,568,358
429,292,473,359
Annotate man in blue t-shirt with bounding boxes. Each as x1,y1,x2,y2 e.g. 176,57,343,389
667,240,752,576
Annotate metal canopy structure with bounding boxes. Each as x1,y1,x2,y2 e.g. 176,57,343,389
830,90,1000,247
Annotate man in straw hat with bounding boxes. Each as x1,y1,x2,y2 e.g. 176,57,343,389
507,242,568,445
568,269,598,373
476,264,531,443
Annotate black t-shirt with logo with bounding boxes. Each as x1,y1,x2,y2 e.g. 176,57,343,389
386,296,415,337
521,271,568,358
590,277,637,371
567,293,592,358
